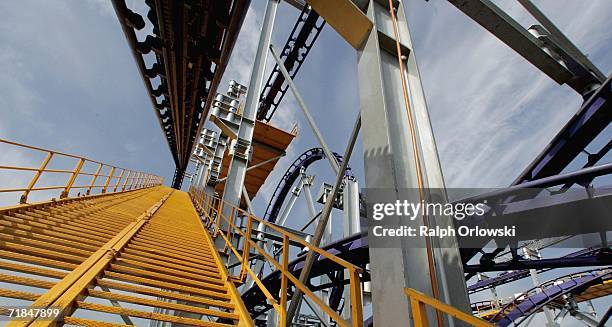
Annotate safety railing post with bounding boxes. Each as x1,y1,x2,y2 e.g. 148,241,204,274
404,288,493,327
86,163,104,195
130,172,138,190
101,167,116,194
215,200,224,235
280,235,289,327
113,169,126,192
349,268,364,326
20,152,53,203
137,173,144,188
60,158,85,199
224,207,236,252
133,172,142,190
410,297,430,327
129,172,137,190
240,214,253,281
122,171,132,191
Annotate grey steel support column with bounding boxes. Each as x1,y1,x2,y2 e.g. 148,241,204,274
301,170,317,219
357,1,469,326
199,129,218,191
221,0,280,249
342,177,361,237
199,155,212,189
249,177,304,289
523,248,558,327
278,179,304,227
342,176,361,320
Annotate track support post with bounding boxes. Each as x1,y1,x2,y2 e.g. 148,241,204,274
356,1,470,325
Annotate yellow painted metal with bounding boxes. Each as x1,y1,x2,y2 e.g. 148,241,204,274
305,0,372,49
0,185,255,326
0,139,162,203
280,235,289,327
190,187,364,327
112,169,125,192
101,166,116,193
87,163,104,195
60,158,85,198
404,288,493,327
7,190,173,326
20,152,53,203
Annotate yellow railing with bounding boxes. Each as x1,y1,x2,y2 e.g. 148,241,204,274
0,138,163,204
189,186,364,327
405,288,493,327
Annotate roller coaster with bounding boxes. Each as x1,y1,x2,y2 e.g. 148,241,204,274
0,0,610,326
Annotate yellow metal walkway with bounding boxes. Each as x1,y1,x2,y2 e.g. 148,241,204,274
0,186,252,326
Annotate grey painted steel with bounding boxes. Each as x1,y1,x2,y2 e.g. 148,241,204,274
516,0,605,82
342,177,361,319
242,186,254,213
523,249,558,326
446,0,596,94
251,175,305,289
269,45,340,175
301,172,317,221
357,1,469,326
286,112,361,323
303,296,331,327
220,0,280,249
278,179,304,227
342,178,361,237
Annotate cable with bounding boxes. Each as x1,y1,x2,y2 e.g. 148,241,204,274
387,1,443,325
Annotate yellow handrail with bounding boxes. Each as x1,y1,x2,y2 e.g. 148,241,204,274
0,138,163,204
189,186,364,327
404,288,493,327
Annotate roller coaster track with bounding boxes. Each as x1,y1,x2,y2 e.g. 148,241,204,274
468,247,611,294
257,5,325,122
262,147,353,224
488,268,612,326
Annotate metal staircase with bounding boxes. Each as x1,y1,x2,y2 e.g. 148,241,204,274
0,186,253,326
0,139,253,326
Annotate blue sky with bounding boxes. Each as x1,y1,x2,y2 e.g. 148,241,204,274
1,0,610,324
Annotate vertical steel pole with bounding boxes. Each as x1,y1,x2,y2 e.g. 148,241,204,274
356,1,469,326
342,176,361,320
219,0,279,249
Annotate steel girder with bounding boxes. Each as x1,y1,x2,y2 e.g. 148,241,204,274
112,0,250,189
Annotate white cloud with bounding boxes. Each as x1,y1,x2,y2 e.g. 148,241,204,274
405,0,612,187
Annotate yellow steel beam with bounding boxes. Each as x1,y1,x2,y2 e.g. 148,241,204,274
7,189,173,327
305,0,372,49
405,288,493,327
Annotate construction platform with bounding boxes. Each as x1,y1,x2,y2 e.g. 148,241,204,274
0,186,253,326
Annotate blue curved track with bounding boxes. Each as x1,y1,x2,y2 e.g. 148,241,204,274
262,147,353,224
490,269,611,326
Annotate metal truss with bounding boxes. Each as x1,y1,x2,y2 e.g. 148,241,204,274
111,0,250,189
